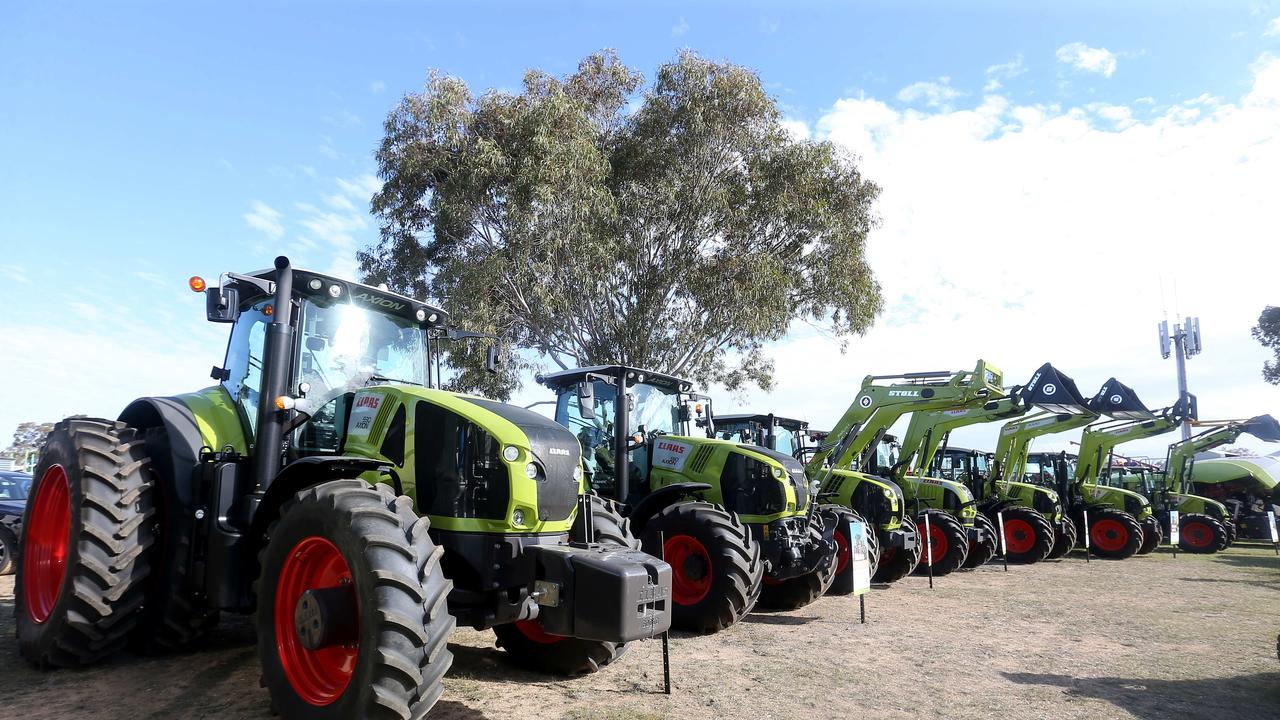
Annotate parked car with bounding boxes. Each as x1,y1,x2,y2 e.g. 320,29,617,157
0,470,31,575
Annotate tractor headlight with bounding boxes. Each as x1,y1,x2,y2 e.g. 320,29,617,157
882,488,894,498
525,462,538,479
502,445,520,462
772,466,783,479
573,465,583,481
512,508,525,526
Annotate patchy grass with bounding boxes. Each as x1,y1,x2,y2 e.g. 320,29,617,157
0,542,1277,719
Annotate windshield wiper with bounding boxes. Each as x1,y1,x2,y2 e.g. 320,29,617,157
368,374,425,387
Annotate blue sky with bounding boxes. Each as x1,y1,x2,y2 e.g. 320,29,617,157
3,1,1280,457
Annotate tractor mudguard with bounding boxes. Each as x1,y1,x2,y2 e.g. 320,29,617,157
627,482,713,531
526,543,672,643
248,456,395,544
119,397,207,508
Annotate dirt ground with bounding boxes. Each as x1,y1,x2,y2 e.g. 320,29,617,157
1,542,1277,720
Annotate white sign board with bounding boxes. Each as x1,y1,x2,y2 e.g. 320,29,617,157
996,512,1007,556
1269,511,1279,543
652,439,694,472
1081,510,1090,550
848,520,872,596
1168,510,1180,546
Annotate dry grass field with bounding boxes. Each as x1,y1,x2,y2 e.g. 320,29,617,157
1,542,1277,720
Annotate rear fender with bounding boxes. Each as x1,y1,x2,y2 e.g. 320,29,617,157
627,482,713,532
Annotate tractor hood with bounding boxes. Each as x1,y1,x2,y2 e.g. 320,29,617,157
737,443,807,477
1018,363,1091,415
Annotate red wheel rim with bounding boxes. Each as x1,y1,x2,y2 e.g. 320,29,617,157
23,464,72,624
665,534,712,605
1182,521,1214,550
514,619,566,644
275,536,358,706
833,526,851,575
1090,518,1129,553
921,517,948,566
1003,518,1037,556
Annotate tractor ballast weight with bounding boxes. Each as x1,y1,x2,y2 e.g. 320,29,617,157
539,366,838,633
17,258,672,718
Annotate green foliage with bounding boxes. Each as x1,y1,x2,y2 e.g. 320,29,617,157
1252,306,1280,385
6,421,53,458
363,50,882,399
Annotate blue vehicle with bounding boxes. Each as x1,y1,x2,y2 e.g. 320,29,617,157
0,470,31,575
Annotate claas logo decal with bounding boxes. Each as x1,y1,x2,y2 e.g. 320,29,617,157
656,441,686,454
355,395,381,410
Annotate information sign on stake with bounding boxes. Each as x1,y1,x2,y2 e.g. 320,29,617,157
1082,509,1091,563
997,511,1009,572
1168,510,1180,556
1269,511,1279,555
923,511,934,589
847,519,871,623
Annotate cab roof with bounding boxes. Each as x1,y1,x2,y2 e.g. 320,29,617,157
232,266,450,328
716,413,809,431
536,365,691,393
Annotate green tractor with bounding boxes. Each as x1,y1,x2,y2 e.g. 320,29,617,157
901,363,1093,564
1187,454,1280,540
1103,415,1280,552
806,361,1007,579
537,367,839,634
16,258,671,718
1064,380,1197,558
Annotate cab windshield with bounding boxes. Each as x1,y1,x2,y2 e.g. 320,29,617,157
556,379,681,493
299,297,428,394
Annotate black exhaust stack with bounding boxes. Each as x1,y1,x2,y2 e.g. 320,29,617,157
253,256,296,491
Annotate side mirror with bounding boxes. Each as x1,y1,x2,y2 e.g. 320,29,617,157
577,382,595,420
485,345,500,374
205,286,240,323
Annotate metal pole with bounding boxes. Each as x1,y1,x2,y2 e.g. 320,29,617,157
1173,324,1192,440
859,594,866,624
657,529,671,695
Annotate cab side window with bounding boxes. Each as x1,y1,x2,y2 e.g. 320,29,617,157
221,301,273,431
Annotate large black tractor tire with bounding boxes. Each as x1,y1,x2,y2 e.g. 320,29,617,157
1137,514,1162,555
1047,517,1077,560
1178,513,1227,554
1220,519,1236,550
821,505,878,595
914,510,969,576
963,513,999,569
996,507,1055,564
758,511,838,609
1081,508,1143,560
16,418,155,668
132,429,219,653
496,494,634,675
0,524,17,576
640,501,763,634
872,516,921,584
256,480,454,720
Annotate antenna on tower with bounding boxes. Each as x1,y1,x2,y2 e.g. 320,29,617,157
1159,314,1202,440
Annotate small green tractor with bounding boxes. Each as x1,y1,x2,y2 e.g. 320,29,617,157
900,363,1092,564
1101,415,1280,552
538,367,839,634
805,361,1008,578
16,258,671,719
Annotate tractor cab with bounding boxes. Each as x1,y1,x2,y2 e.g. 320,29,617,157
715,413,809,458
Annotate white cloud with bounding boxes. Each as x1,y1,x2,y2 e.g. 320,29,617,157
1056,41,1118,78
336,174,383,200
984,55,1026,93
726,53,1280,457
780,118,811,141
0,264,31,284
243,201,284,239
672,17,689,37
896,77,963,110
1266,16,1280,36
370,80,386,93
